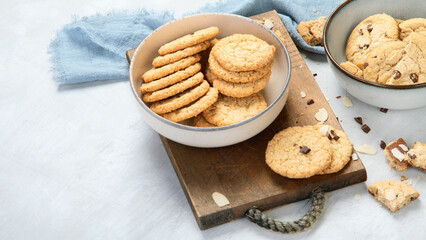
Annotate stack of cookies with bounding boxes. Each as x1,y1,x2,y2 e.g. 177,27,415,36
340,14,426,85
140,27,220,122
194,34,276,127
265,125,353,179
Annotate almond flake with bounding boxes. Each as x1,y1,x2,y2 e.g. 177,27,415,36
391,148,405,161
352,153,359,161
300,91,306,98
354,193,361,200
318,125,329,136
264,19,274,29
399,144,408,151
354,144,377,155
342,96,353,107
312,9,318,13
315,108,328,122
405,179,413,185
299,64,303,69
212,192,230,207
326,97,330,101
385,190,396,201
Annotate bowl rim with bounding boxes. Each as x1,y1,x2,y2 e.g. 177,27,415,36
323,0,426,90
129,12,292,132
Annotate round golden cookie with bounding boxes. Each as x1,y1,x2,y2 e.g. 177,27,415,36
364,34,425,85
211,34,276,72
208,69,271,98
161,87,219,123
202,93,267,126
265,126,332,179
140,63,201,93
193,114,216,128
399,18,426,42
142,54,201,82
208,55,273,83
158,27,219,55
346,13,399,69
150,81,209,114
152,41,211,67
313,125,352,175
142,72,204,102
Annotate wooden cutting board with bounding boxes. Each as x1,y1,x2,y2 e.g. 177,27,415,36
127,10,367,230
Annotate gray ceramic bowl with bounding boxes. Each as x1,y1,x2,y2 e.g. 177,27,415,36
130,13,291,148
324,0,426,109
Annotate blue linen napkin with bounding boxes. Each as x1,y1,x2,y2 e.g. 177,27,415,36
49,0,343,85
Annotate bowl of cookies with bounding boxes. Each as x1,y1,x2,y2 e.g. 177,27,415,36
324,0,426,109
129,13,291,148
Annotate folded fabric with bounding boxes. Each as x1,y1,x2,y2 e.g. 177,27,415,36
48,0,343,85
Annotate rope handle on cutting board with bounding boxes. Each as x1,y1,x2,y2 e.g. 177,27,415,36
245,188,325,233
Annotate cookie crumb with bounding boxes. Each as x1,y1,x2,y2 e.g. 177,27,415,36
380,108,388,113
315,108,328,122
354,117,363,125
380,140,386,149
355,144,377,155
212,192,230,207
361,124,371,133
354,193,361,200
342,96,353,107
326,97,330,101
416,175,421,180
274,30,285,43
401,176,408,181
312,9,318,13
300,91,306,98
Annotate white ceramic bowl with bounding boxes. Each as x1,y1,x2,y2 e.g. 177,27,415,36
129,13,291,148
324,0,426,109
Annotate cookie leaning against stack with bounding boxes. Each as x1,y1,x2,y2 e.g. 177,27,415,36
140,27,220,123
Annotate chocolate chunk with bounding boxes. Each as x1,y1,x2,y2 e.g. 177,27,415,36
364,62,369,69
354,117,363,125
380,108,388,113
392,70,401,79
359,29,364,35
410,73,418,83
380,140,386,149
313,73,318,77
336,96,341,99
367,23,373,33
325,131,332,140
307,99,315,105
408,153,417,160
330,129,335,136
333,135,340,141
300,146,311,154
363,44,369,49
361,124,371,133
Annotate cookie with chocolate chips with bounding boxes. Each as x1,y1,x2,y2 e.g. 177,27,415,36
404,141,426,172
384,138,409,171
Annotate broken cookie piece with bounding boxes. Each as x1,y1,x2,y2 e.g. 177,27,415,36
368,180,419,213
404,141,426,172
384,138,409,171
297,16,327,46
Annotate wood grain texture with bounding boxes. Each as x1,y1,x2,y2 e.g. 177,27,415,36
127,10,367,230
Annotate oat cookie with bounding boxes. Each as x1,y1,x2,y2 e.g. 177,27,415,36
340,61,363,77
364,33,426,85
142,54,201,83
193,114,216,128
202,93,267,126
140,63,201,93
209,69,271,98
265,126,332,179
297,16,327,46
346,13,399,69
150,81,209,114
161,87,219,122
314,125,353,175
368,180,419,212
384,138,409,171
208,55,273,83
399,18,426,42
152,41,210,67
142,72,204,102
211,34,276,72
404,141,426,172
158,27,219,55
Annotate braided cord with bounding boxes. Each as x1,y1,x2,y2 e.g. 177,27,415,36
245,188,325,233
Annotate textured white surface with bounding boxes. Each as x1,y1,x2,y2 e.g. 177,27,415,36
0,1,425,239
